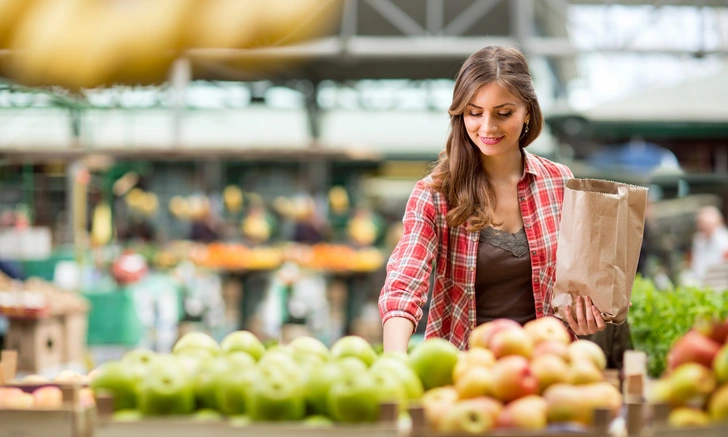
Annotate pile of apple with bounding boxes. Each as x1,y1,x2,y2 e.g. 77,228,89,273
90,330,423,424
0,386,95,410
414,317,623,434
649,318,728,427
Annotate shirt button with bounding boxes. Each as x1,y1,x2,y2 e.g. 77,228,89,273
525,224,531,229
531,250,537,255
472,234,478,241
470,266,475,272
469,294,474,300
519,197,525,202
535,278,539,283
470,324,476,330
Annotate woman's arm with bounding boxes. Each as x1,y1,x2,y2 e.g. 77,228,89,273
383,317,415,354
379,180,439,351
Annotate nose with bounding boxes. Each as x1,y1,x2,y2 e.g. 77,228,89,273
478,114,498,135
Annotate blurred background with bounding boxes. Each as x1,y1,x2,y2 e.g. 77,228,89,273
1,0,727,375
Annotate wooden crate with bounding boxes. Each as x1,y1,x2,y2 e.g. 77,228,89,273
0,387,95,437
94,396,400,437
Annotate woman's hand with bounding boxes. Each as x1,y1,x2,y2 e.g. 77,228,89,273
565,295,606,335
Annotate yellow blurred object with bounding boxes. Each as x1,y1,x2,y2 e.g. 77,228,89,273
272,196,294,218
110,0,197,85
348,215,377,246
248,0,340,47
141,193,159,216
187,195,210,221
328,186,350,215
188,0,259,49
223,185,243,213
7,0,87,87
0,0,37,49
242,210,271,242
91,202,113,246
169,195,190,219
2,0,342,87
125,188,145,210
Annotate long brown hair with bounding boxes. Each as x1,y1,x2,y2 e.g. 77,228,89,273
429,46,543,231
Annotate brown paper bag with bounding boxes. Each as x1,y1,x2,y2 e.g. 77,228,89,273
552,178,648,325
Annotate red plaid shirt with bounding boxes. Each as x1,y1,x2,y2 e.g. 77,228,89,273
379,151,574,350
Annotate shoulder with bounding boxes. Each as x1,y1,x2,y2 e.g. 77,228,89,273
526,152,574,182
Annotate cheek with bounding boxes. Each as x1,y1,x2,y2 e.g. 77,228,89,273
463,117,480,133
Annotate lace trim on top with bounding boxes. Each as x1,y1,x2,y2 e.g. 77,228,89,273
480,226,529,258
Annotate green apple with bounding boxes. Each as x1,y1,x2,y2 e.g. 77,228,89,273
91,361,139,410
122,349,157,373
381,351,408,362
372,371,408,413
247,370,306,421
173,332,220,358
285,336,330,363
330,336,377,367
338,356,369,378
137,356,195,415
258,350,301,382
193,409,223,422
112,409,143,422
328,372,380,423
408,338,459,390
304,415,334,427
226,351,256,370
304,361,345,416
193,356,230,410
215,367,260,416
220,330,265,361
230,415,251,427
371,357,424,402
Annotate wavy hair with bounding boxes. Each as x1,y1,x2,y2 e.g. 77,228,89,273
429,46,543,231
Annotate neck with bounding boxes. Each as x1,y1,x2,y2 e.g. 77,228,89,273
481,148,524,182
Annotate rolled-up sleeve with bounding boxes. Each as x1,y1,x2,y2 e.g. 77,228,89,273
379,180,439,330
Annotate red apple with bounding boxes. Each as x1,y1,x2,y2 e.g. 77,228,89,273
33,386,63,409
524,316,571,345
531,354,570,393
438,399,495,434
496,395,548,430
421,386,459,429
667,330,720,371
489,326,534,359
568,340,607,370
469,319,521,349
455,366,495,399
490,356,538,402
532,340,571,362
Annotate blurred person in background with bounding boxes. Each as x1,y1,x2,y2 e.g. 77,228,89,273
379,46,607,354
691,205,728,283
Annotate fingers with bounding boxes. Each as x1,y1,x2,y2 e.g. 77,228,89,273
593,305,606,330
565,305,581,335
567,296,607,335
584,296,598,332
575,295,588,334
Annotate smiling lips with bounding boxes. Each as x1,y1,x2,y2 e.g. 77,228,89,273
480,136,504,145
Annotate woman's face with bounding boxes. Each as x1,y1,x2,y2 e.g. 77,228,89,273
463,82,529,159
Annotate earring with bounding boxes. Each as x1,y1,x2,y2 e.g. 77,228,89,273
524,121,530,133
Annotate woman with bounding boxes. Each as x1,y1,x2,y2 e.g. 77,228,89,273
379,46,606,353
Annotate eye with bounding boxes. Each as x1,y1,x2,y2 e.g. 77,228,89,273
468,112,482,117
497,112,512,117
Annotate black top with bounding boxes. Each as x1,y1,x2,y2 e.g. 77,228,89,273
474,226,536,326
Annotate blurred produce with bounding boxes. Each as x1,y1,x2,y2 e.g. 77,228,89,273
647,317,728,426
0,272,89,318
629,276,728,377
0,0,342,88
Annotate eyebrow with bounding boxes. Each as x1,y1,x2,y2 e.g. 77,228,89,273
468,103,516,110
